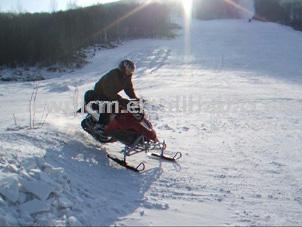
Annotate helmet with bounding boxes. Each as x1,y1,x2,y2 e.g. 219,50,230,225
119,59,136,75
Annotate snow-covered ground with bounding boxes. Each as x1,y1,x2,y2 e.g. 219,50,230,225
1,18,302,225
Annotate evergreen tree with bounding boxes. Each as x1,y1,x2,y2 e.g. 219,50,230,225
254,0,302,31
0,2,173,66
193,0,241,20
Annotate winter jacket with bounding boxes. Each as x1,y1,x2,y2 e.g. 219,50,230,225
94,68,137,101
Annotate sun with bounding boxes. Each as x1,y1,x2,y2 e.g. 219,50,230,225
181,0,193,17
179,0,193,57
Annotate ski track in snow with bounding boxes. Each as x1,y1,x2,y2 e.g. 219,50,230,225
0,19,302,225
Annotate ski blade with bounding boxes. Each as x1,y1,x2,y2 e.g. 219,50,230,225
151,153,175,161
150,152,182,161
107,155,145,172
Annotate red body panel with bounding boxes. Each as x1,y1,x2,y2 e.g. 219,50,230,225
104,113,157,142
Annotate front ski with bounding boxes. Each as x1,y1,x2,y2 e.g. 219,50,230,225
150,151,182,161
107,154,145,172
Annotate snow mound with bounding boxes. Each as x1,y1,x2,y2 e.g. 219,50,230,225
0,172,19,203
0,156,80,225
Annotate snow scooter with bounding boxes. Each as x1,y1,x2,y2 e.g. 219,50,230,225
81,103,182,172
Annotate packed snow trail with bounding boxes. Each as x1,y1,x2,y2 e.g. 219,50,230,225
0,19,302,225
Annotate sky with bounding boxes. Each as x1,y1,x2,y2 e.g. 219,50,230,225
0,0,120,13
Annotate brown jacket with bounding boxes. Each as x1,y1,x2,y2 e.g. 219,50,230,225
94,68,137,101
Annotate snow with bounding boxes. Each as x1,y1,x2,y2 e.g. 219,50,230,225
20,178,55,201
0,172,19,203
0,16,302,225
19,199,49,215
58,197,73,209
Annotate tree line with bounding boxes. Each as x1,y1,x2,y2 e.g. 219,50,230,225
254,0,302,31
0,2,173,67
191,0,302,32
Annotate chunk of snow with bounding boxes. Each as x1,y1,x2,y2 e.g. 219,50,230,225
35,213,57,226
40,162,64,175
0,196,7,207
58,197,73,208
21,159,37,170
5,164,19,173
68,216,81,225
0,208,19,225
19,170,32,180
0,216,8,226
0,172,19,203
28,168,42,180
52,219,67,226
18,192,28,204
20,179,54,201
45,166,64,175
18,213,33,226
39,172,64,194
19,199,49,215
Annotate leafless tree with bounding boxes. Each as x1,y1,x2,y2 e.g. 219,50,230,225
73,86,79,117
50,0,58,13
66,0,78,10
12,114,17,126
29,84,38,128
16,0,23,13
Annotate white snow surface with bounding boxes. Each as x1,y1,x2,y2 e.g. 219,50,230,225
0,19,302,225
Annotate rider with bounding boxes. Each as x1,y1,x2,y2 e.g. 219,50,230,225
84,59,138,128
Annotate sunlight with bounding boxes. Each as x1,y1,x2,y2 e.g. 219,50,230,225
182,0,193,18
179,0,193,60
224,0,256,20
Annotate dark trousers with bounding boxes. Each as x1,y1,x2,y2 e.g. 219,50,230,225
84,90,110,125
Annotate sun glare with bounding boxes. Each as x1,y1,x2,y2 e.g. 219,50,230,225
180,0,193,58
182,0,193,18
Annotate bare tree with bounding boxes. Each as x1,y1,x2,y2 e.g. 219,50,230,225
16,0,23,13
29,84,38,129
50,0,58,13
73,86,79,117
66,0,78,10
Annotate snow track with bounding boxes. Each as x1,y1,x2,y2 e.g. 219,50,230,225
0,19,302,225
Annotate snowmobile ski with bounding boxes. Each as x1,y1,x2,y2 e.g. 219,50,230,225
150,151,182,161
107,154,145,172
